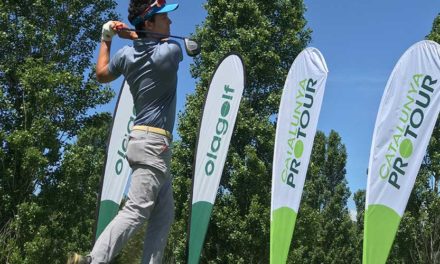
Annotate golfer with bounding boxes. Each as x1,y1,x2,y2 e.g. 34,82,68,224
67,0,182,263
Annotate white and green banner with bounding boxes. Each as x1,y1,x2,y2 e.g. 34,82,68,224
95,80,135,240
188,53,245,264
270,47,328,264
364,40,440,264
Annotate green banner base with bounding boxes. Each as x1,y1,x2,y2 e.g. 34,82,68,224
188,201,214,264
363,204,401,264
270,207,297,264
95,200,120,240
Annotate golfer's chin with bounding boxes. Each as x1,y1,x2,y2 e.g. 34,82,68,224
157,28,170,36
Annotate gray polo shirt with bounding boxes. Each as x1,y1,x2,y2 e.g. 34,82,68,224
108,38,183,133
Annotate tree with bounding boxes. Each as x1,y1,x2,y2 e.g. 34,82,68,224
1,113,113,263
0,0,117,262
353,189,365,261
289,131,358,264
427,13,440,44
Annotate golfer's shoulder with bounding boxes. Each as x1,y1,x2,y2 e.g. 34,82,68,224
110,45,133,64
161,39,182,54
165,39,181,48
117,45,135,57
156,40,182,62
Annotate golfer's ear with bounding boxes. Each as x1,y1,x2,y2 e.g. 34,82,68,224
144,20,154,31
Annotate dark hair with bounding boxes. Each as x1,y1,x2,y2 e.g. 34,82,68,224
128,0,156,38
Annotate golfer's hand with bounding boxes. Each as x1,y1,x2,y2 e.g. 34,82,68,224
113,22,138,40
101,21,116,41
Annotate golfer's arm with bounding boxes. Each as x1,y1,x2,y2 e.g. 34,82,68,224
96,40,117,83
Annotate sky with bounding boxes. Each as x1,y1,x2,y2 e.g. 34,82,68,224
97,0,439,209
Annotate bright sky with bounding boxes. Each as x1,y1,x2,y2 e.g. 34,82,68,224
98,0,439,209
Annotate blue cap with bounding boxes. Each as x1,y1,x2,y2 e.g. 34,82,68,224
154,3,179,15
131,3,179,26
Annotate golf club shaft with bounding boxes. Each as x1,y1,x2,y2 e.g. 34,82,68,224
118,28,186,40
117,27,200,57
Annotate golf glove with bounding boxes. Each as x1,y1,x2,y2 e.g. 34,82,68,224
101,21,116,41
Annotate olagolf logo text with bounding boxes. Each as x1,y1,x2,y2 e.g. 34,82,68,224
115,106,136,176
204,85,235,177
380,74,438,189
281,78,317,189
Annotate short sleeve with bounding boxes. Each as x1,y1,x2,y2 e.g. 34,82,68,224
108,48,125,78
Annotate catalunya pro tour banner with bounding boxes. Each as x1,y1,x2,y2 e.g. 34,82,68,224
364,40,440,264
271,47,328,264
95,80,135,240
188,53,245,264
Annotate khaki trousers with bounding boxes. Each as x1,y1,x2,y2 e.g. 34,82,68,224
91,131,174,264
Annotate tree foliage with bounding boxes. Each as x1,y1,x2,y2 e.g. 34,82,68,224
427,13,440,44
289,131,358,264
0,0,117,262
318,133,358,263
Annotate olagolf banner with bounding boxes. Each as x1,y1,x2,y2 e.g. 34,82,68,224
364,40,440,264
95,80,134,240
271,47,328,264
188,53,245,264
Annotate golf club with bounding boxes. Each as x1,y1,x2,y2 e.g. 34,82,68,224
118,28,201,57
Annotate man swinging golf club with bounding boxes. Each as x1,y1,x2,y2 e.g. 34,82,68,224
67,0,183,263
